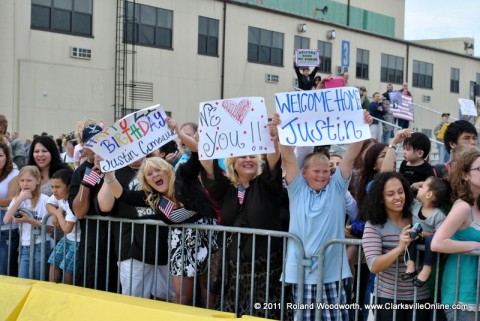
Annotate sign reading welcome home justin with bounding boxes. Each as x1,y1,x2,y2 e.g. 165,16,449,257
198,97,274,160
274,87,371,146
85,104,176,171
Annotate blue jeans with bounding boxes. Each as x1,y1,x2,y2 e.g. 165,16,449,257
382,130,393,144
408,234,435,266
19,242,51,280
0,229,19,276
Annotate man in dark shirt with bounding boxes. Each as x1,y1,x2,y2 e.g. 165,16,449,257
294,63,320,90
368,92,386,141
69,123,117,291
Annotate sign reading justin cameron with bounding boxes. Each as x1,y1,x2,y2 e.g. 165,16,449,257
85,104,177,172
198,97,275,160
274,87,371,146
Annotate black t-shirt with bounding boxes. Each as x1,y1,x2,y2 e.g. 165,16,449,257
399,160,435,186
202,159,285,260
97,166,169,265
68,160,114,290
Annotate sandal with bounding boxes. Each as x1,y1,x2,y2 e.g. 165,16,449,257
401,270,417,281
413,275,429,287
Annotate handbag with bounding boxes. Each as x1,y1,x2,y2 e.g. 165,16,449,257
204,233,234,294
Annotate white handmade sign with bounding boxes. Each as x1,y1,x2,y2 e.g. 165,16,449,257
459,98,477,116
84,104,177,171
198,97,274,160
295,49,320,67
274,87,371,146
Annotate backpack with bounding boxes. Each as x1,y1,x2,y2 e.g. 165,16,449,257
432,162,451,178
436,123,449,140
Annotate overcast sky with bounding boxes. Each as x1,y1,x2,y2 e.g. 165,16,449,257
404,0,480,57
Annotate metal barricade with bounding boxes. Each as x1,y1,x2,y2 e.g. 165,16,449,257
7,209,480,321
36,214,305,321
0,206,19,277
316,238,480,321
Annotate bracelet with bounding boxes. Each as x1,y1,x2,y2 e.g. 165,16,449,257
105,174,116,184
388,144,397,150
80,181,92,188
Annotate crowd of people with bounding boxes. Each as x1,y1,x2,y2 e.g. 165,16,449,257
1,94,480,321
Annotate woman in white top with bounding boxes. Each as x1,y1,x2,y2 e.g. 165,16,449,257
0,142,19,276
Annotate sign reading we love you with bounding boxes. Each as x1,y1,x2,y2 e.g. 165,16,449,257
198,97,275,160
85,104,177,171
274,87,371,146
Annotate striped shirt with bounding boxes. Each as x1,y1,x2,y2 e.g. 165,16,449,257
362,220,430,300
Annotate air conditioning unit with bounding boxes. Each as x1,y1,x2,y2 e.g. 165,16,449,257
70,47,92,59
265,74,279,83
335,66,348,75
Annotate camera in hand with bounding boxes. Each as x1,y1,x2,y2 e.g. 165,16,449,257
409,222,423,239
14,208,36,219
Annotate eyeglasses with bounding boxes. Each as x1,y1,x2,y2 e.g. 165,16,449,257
469,167,480,173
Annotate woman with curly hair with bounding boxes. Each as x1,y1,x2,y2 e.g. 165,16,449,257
101,117,216,306
362,171,431,321
432,145,480,321
354,142,388,208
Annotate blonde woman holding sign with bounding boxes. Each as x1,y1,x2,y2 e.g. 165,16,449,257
99,117,216,306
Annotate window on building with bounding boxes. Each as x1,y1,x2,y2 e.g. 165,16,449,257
198,16,219,56
317,41,332,73
381,54,404,84
412,60,433,89
450,68,460,93
356,49,369,79
31,0,92,36
248,27,284,66
476,73,480,96
294,36,310,49
124,2,172,49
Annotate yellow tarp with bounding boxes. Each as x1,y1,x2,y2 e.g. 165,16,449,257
0,276,276,321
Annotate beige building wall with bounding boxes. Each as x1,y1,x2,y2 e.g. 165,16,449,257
414,37,475,56
335,0,406,38
1,0,479,140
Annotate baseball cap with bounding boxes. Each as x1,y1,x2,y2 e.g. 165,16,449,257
81,124,103,143
441,113,450,117
63,131,77,143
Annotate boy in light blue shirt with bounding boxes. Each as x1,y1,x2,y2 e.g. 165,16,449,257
276,111,370,321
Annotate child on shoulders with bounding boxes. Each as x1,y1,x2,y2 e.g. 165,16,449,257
399,132,434,192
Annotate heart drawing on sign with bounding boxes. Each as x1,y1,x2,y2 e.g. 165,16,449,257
221,99,251,125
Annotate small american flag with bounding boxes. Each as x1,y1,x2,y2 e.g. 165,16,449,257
159,197,175,217
389,92,414,122
237,185,245,205
83,168,101,186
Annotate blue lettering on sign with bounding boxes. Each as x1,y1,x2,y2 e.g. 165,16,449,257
341,40,350,67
